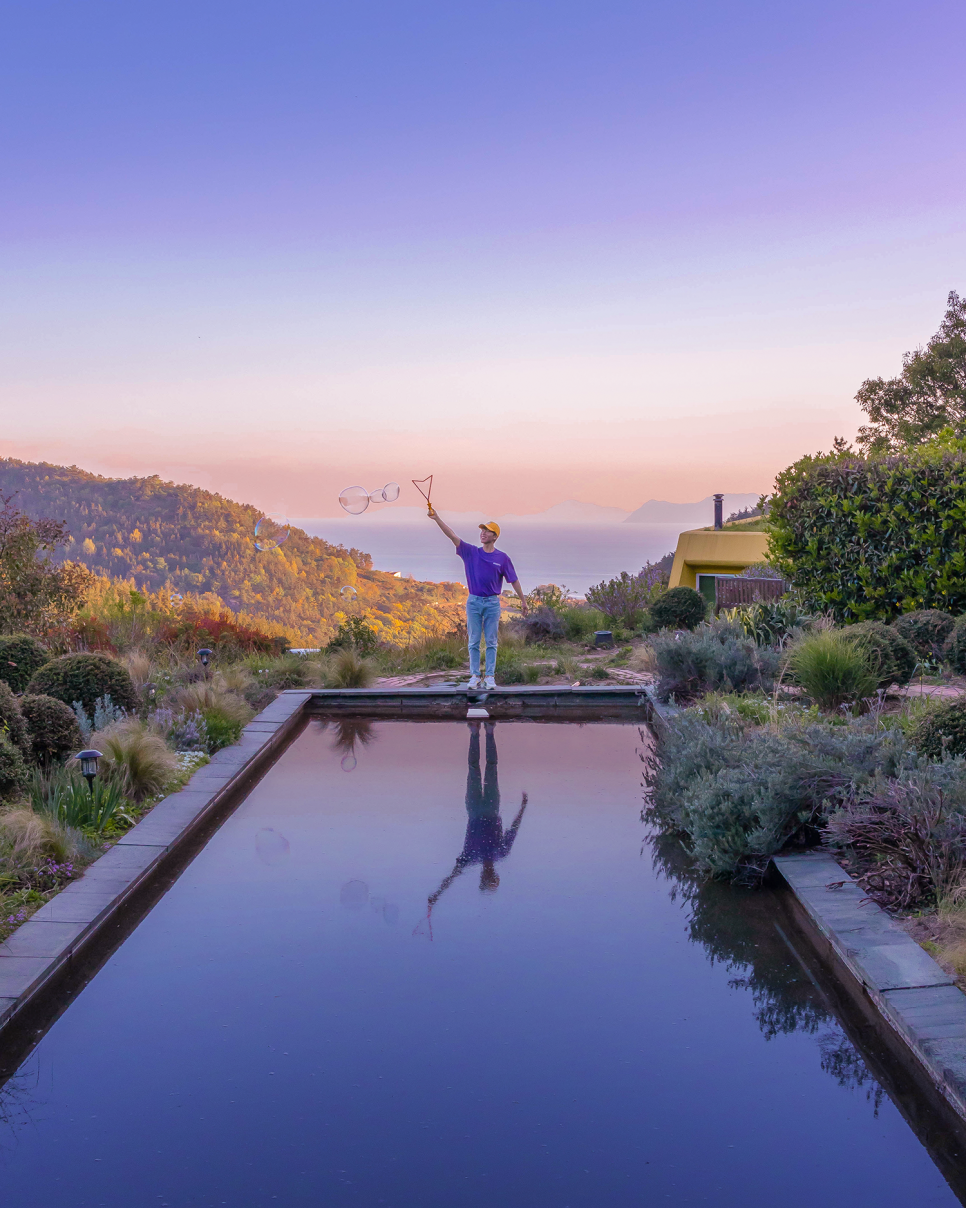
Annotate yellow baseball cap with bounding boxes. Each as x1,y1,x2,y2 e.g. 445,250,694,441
480,521,501,537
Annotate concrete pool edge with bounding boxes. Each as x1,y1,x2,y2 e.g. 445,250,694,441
774,852,966,1123
0,690,314,1035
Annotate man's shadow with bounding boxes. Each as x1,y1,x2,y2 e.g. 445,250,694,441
421,722,528,929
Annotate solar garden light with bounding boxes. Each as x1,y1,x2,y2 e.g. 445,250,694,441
145,681,157,700
197,647,213,669
76,749,103,797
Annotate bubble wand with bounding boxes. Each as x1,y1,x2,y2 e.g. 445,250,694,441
412,475,435,516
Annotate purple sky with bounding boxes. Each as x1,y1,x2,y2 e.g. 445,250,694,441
2,0,964,513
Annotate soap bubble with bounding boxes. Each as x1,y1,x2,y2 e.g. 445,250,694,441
340,879,368,908
368,487,386,503
340,585,357,599
382,482,400,502
255,827,290,866
339,486,369,515
169,592,183,606
254,513,290,551
340,753,358,772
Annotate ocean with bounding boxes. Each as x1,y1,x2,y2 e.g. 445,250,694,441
295,515,688,595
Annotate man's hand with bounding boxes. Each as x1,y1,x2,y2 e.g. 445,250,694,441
520,599,529,617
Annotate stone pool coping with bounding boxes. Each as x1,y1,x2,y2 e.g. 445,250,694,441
0,690,313,1035
641,685,966,1124
0,683,654,1040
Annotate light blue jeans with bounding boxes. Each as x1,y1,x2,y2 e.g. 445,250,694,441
466,594,501,677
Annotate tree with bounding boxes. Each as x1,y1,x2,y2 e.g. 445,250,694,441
0,495,92,635
856,290,966,453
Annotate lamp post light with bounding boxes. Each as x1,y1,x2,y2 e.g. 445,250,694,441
76,749,103,797
197,648,213,676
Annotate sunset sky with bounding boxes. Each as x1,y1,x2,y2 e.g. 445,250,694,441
2,1,964,516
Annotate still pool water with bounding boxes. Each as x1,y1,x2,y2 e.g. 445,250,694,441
0,720,960,1206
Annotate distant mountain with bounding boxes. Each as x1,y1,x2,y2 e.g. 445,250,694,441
500,499,630,524
624,494,760,525
0,459,465,644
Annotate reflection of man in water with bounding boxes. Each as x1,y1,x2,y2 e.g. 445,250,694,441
428,722,528,907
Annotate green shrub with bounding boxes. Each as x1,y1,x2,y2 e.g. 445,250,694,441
845,620,916,687
327,617,379,657
0,634,49,692
200,707,244,752
645,710,914,881
19,694,82,765
28,653,139,715
944,617,966,674
768,438,966,620
556,605,608,641
652,620,784,702
721,600,816,646
787,630,880,711
0,733,27,796
893,609,956,658
0,681,29,757
649,587,707,631
910,697,966,758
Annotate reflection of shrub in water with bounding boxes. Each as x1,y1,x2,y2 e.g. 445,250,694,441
647,830,883,1103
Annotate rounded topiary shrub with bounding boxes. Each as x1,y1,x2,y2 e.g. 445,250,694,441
893,609,956,658
19,694,83,765
0,680,29,757
945,618,966,674
0,732,27,796
649,587,707,631
27,653,139,715
0,633,50,693
845,621,916,688
911,697,966,758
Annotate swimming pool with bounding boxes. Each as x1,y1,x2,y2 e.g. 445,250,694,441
0,719,960,1206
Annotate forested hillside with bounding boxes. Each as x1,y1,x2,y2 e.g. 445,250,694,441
0,459,464,645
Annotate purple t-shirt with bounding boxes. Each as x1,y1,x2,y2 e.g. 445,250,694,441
456,540,517,597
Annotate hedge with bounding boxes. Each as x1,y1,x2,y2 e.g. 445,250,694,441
768,439,966,621
893,609,956,657
20,694,83,765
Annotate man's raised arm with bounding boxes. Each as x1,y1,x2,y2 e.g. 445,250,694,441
428,509,461,548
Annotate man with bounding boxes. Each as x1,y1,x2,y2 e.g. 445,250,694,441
428,507,527,689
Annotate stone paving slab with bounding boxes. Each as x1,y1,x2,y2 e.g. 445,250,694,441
775,851,966,1120
115,791,221,848
30,888,120,924
0,919,90,960
0,956,60,1000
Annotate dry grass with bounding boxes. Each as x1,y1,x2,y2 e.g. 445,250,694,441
0,807,77,863
88,718,180,802
170,682,252,723
122,649,154,690
626,644,658,675
324,648,376,689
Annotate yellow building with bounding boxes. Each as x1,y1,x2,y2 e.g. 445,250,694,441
667,526,770,601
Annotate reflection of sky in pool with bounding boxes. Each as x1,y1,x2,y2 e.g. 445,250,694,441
0,721,958,1206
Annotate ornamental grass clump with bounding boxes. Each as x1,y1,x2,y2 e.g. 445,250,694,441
89,718,179,801
324,648,376,689
645,709,914,882
786,630,879,712
30,766,130,831
651,619,784,702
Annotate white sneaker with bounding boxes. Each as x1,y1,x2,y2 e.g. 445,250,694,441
467,676,482,690
483,676,496,690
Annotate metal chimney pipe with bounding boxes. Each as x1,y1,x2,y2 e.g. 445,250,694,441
713,493,724,530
